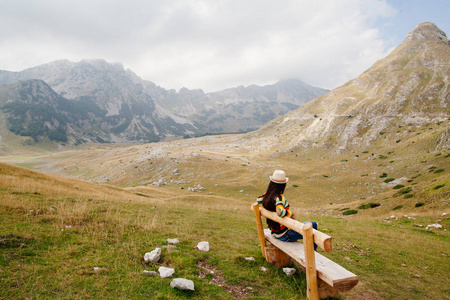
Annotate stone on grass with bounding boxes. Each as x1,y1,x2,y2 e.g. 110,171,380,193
144,248,161,262
167,238,179,244
245,257,255,261
143,270,159,276
426,224,442,230
283,267,296,276
259,266,268,272
159,266,175,278
170,278,195,291
197,241,210,252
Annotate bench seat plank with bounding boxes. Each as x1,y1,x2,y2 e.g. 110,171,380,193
264,229,358,292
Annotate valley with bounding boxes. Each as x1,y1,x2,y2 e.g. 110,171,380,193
0,22,449,299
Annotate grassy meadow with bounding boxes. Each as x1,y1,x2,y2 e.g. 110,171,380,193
1,151,449,299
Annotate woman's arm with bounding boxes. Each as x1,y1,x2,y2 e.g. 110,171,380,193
275,196,292,218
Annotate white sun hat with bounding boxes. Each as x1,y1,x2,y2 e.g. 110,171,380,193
270,170,289,183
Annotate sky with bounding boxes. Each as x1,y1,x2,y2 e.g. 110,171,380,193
0,0,449,92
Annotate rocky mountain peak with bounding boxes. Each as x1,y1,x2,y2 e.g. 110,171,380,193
404,22,449,44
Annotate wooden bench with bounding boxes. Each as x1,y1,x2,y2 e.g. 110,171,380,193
252,203,358,300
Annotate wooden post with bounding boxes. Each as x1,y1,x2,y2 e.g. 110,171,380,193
251,203,266,257
304,222,319,300
264,244,292,267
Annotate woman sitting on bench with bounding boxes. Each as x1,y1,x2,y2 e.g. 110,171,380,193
257,170,318,249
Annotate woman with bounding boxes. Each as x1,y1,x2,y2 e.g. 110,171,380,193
257,170,318,246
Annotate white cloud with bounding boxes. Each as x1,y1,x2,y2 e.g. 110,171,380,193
0,0,399,91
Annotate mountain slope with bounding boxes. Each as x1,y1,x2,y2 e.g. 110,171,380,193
245,22,449,154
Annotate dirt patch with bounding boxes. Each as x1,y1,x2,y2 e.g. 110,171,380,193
196,259,250,299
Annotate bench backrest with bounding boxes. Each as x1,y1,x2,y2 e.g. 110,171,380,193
253,204,333,252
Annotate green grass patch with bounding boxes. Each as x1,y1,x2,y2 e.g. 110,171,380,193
380,173,388,178
384,178,395,183
393,205,404,210
434,169,444,174
415,202,425,207
342,210,358,216
404,194,414,199
393,184,405,190
358,203,381,209
394,187,412,196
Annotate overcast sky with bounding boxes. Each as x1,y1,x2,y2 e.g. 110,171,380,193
0,0,449,92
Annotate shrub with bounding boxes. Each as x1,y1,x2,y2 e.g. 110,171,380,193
393,205,404,210
292,184,299,188
434,169,444,174
393,185,405,189
415,202,425,208
433,184,445,190
358,203,380,209
378,155,388,159
396,187,412,195
380,173,388,178
343,210,358,216
404,194,414,199
384,178,395,183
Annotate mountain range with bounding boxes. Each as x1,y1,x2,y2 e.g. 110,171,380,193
0,59,327,145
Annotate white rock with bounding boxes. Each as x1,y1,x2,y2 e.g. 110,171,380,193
197,241,210,252
442,213,448,216
245,257,255,261
144,248,161,262
426,224,443,230
259,266,268,272
167,238,179,244
283,267,296,276
142,270,159,276
93,267,101,271
170,278,195,291
159,266,175,278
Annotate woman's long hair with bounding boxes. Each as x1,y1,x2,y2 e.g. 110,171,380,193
262,181,286,231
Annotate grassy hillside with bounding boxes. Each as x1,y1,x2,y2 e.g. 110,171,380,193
1,158,449,299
